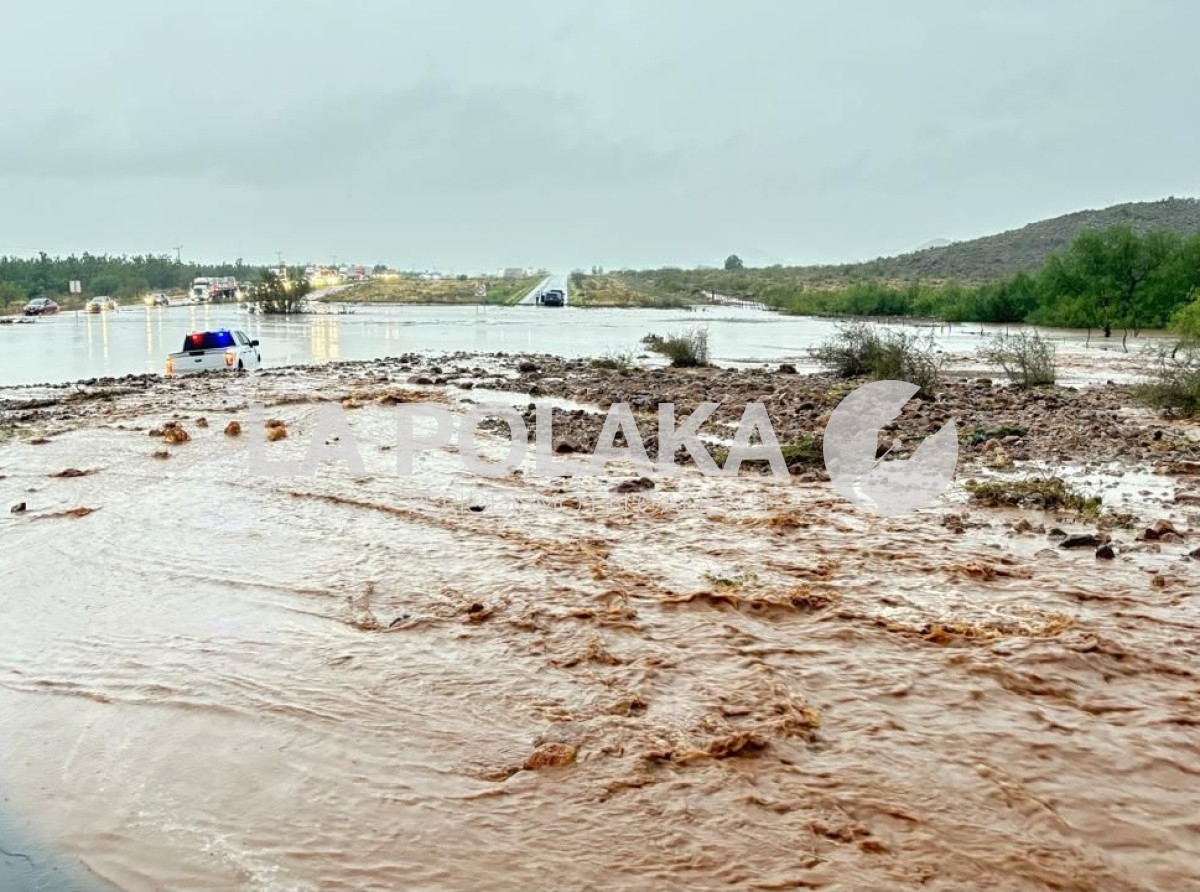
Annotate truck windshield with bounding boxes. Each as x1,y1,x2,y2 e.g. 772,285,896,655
183,331,235,351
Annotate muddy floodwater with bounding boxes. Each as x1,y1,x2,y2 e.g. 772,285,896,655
1,353,1198,890
0,302,1174,386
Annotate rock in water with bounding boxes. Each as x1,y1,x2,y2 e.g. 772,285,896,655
10,502,26,514
1060,533,1101,549
612,477,655,494
523,742,577,770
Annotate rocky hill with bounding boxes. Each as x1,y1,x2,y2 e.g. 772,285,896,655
857,197,1200,282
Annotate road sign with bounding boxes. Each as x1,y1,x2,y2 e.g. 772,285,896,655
475,282,487,298
69,280,82,294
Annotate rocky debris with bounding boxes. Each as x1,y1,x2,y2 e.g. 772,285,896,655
1060,533,1101,549
1047,528,1067,539
523,742,577,771
162,422,190,445
942,513,965,534
152,449,170,459
778,363,798,374
265,419,288,442
195,417,209,428
49,468,90,478
1095,544,1115,560
224,421,242,437
1141,520,1180,542
1190,547,1200,559
10,502,26,514
611,477,655,494
407,375,433,385
517,360,540,373
554,438,584,454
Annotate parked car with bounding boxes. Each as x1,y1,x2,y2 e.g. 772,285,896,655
144,293,170,307
165,329,261,376
23,298,59,316
541,289,565,307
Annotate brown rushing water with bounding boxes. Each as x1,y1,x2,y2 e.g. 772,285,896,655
1,368,1198,890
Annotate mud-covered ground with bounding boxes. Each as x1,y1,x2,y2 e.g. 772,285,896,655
1,355,1198,891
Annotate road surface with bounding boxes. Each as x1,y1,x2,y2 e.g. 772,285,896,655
517,274,569,306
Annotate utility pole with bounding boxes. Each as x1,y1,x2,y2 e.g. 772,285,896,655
173,245,183,264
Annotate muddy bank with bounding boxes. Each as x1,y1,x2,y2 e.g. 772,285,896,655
1,356,1198,890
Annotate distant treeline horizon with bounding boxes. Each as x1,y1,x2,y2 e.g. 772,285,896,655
616,226,1200,342
6,227,1200,342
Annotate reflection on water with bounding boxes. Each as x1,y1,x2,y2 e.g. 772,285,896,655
309,316,341,362
0,302,1179,387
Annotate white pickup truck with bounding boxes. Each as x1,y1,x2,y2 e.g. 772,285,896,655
166,329,261,376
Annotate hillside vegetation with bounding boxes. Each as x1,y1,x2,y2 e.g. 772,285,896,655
603,198,1200,342
339,275,541,305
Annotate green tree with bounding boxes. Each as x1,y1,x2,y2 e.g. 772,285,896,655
255,269,312,314
724,254,744,271
1035,227,1174,348
0,281,27,312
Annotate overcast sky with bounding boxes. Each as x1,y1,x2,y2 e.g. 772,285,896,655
1,0,1197,271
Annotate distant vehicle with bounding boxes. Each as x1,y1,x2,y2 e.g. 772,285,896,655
191,277,212,302
23,297,59,316
144,293,170,307
541,289,565,307
87,296,118,313
165,329,261,376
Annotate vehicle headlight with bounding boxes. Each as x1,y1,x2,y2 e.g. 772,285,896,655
225,349,236,367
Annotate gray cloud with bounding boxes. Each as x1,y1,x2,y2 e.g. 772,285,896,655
1,0,1198,269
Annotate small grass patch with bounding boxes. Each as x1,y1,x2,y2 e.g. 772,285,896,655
964,476,1101,518
965,424,1027,445
589,348,637,371
711,433,823,472
702,571,759,590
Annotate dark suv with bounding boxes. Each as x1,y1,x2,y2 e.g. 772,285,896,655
23,298,60,316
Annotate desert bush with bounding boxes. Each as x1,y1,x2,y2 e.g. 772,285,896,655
978,330,1057,388
1136,341,1200,416
811,322,942,397
642,329,710,367
590,348,636,371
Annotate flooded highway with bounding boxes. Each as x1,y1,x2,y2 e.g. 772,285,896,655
1,358,1198,890
0,302,1171,387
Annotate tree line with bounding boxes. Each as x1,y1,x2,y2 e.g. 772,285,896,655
0,253,265,309
621,226,1200,345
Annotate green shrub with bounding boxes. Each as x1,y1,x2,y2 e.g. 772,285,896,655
642,329,710,367
811,322,942,397
1136,341,1200,417
978,331,1057,388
